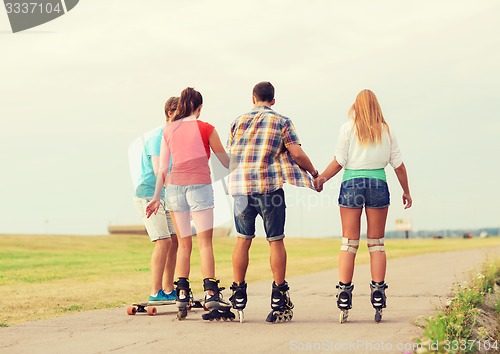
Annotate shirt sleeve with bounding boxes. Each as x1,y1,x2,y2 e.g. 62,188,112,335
282,118,301,147
145,129,162,157
226,121,235,150
389,131,403,169
334,123,350,167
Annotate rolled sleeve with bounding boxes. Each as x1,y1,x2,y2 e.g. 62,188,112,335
334,123,350,167
282,118,300,147
389,133,403,169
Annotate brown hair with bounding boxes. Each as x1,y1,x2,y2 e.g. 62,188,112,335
164,97,179,120
171,87,203,121
349,89,390,146
253,81,274,102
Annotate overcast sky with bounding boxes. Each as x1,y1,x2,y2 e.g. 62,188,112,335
1,0,499,236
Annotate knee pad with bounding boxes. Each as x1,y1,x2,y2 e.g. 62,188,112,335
340,237,359,254
367,237,385,253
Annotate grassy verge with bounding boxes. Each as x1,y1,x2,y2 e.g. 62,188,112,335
415,259,500,353
0,234,499,326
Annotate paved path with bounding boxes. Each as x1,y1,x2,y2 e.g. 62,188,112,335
1,247,499,354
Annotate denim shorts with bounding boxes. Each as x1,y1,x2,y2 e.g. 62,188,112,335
338,178,390,209
233,188,286,241
166,184,214,212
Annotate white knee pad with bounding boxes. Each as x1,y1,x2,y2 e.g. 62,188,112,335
341,237,359,254
367,237,385,253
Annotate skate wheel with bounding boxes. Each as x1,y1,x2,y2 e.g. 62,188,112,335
339,310,348,324
177,309,187,321
147,307,157,316
127,306,137,315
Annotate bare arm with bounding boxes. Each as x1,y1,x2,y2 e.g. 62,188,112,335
146,137,170,217
313,157,343,191
286,143,317,176
209,128,229,168
151,156,159,177
394,162,412,209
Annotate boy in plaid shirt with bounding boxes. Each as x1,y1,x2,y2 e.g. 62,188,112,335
227,81,318,323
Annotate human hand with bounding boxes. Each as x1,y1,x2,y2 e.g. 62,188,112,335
146,200,161,218
313,176,325,192
402,193,412,209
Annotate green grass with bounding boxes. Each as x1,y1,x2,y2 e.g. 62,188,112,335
415,259,500,353
0,234,499,326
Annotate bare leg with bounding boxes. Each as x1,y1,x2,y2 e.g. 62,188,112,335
233,237,252,283
162,233,178,292
366,207,389,282
269,239,287,285
170,212,192,278
339,207,362,283
150,238,170,294
191,209,215,279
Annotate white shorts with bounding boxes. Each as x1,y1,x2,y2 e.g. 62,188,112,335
134,197,176,242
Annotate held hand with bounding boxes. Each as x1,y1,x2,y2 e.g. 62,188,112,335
402,193,412,209
313,176,325,192
145,200,161,218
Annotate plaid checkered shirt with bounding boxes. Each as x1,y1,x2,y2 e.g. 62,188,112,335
227,105,314,196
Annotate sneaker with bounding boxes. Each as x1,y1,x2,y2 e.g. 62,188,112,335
164,289,176,301
148,289,173,302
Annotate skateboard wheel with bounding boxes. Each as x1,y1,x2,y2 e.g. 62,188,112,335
127,306,137,315
147,307,157,316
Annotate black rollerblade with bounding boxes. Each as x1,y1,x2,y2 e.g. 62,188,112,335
201,278,235,322
336,282,354,323
370,281,388,323
229,281,247,323
265,281,294,323
174,277,191,320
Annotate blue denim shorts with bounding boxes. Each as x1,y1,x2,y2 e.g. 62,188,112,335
338,178,390,209
166,184,214,212
233,188,286,241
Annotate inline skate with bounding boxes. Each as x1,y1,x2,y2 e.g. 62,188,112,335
265,281,294,323
229,281,247,323
336,282,354,323
201,278,235,322
370,281,388,323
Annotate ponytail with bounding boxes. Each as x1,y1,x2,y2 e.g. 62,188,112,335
171,87,203,121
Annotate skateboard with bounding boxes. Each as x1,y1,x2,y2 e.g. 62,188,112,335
127,299,204,316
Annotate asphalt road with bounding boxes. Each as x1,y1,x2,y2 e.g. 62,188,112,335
1,247,499,354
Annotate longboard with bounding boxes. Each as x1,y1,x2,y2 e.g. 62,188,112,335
127,299,204,316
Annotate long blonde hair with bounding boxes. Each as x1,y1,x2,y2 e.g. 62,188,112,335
349,89,389,145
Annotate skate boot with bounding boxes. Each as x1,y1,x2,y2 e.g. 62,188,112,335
174,277,191,320
229,281,247,323
201,278,235,322
370,281,388,323
265,281,294,323
336,282,354,323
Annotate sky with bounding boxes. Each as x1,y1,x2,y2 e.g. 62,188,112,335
1,0,499,237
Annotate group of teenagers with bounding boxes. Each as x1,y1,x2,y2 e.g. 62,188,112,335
132,81,412,323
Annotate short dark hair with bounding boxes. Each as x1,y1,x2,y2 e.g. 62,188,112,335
164,96,179,117
253,81,274,102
